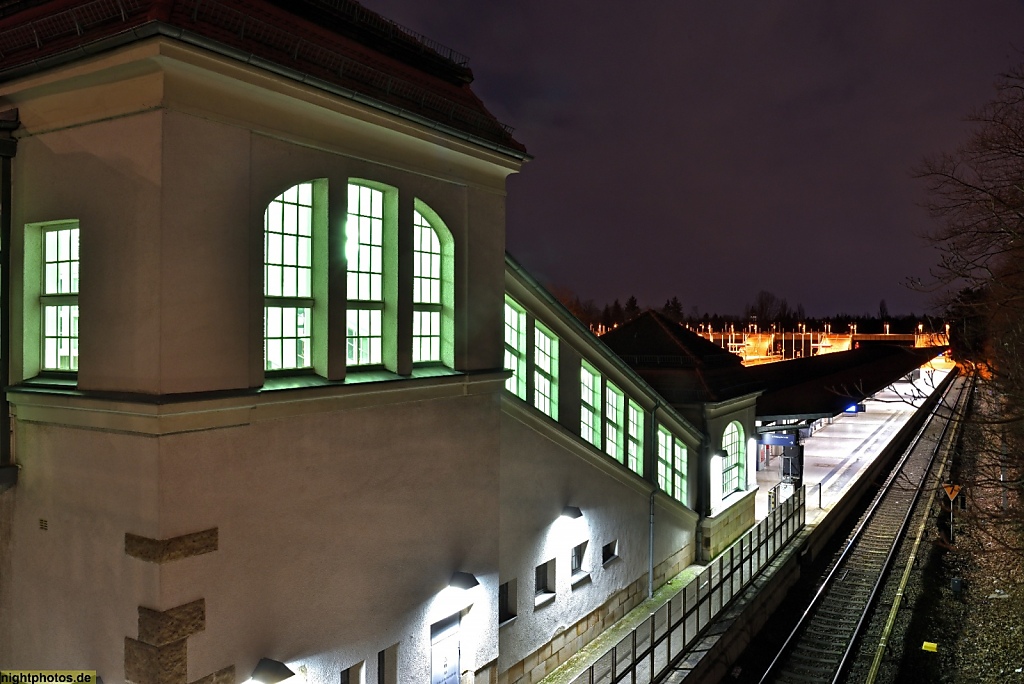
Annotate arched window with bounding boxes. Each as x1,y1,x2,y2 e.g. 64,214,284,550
262,180,454,378
346,184,384,366
412,209,441,362
722,421,745,496
412,200,454,367
264,182,313,371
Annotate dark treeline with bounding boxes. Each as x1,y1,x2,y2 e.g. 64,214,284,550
556,289,942,334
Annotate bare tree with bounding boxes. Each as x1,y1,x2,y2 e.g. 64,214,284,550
917,62,1024,551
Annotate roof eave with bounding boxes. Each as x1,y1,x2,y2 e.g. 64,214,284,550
0,20,531,161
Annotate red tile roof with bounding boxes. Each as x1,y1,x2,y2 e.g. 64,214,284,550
0,0,526,157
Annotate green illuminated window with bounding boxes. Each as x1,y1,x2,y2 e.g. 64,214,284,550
264,183,313,371
657,426,687,504
722,421,745,495
627,400,644,475
41,222,79,371
504,297,526,398
580,362,601,447
534,323,558,418
412,210,442,363
604,383,624,462
674,439,687,503
346,184,384,366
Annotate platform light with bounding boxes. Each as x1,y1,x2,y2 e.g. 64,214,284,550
248,659,296,684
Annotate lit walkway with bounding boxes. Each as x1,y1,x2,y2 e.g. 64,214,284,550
755,365,952,523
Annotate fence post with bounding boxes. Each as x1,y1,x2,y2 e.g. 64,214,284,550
632,628,637,684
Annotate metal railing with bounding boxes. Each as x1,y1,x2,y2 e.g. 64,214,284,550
570,488,806,684
0,0,145,57
0,0,513,141
310,0,470,66
182,0,512,137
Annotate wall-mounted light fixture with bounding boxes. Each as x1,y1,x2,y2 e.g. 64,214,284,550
449,571,480,590
249,659,296,684
561,505,583,519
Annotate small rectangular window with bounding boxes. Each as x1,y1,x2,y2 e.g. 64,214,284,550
602,540,619,565
534,559,555,607
571,541,588,576
341,662,364,684
40,222,80,372
533,322,558,419
499,579,517,624
504,297,526,398
580,362,601,447
377,643,398,684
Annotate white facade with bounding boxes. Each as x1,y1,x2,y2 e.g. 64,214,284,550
0,6,756,684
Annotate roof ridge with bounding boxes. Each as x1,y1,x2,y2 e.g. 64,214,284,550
647,310,700,361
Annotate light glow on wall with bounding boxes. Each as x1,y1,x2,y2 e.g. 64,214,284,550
747,437,757,492
710,453,724,514
428,579,480,623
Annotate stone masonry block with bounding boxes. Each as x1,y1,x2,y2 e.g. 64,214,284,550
125,637,187,684
139,600,206,647
126,529,218,564
190,667,235,684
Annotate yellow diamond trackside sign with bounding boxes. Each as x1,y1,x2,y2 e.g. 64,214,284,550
943,484,961,501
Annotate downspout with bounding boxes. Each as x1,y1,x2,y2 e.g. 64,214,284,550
0,109,18,493
648,488,655,599
648,400,660,599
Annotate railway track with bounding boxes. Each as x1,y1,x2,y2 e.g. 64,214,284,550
758,370,971,684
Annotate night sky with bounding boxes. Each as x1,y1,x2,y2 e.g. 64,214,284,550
365,0,1024,317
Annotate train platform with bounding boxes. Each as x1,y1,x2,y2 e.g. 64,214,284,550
755,363,953,523
540,357,955,684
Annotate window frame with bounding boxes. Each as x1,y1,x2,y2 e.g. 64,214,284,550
722,421,745,496
499,579,518,625
604,382,625,462
38,221,80,374
626,400,644,476
534,559,556,607
533,321,559,419
570,541,590,586
580,361,601,448
657,425,688,505
504,296,527,399
264,182,317,373
411,208,442,364
345,182,387,368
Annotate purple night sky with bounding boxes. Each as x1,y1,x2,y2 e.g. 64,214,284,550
365,0,1024,316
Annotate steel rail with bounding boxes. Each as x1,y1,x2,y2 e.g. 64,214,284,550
832,370,970,682
758,368,964,684
863,370,976,683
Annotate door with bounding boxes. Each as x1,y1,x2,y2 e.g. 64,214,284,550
430,614,460,684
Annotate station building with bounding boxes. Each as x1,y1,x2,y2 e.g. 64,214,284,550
0,3,758,684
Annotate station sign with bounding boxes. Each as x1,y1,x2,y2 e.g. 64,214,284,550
761,432,797,446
